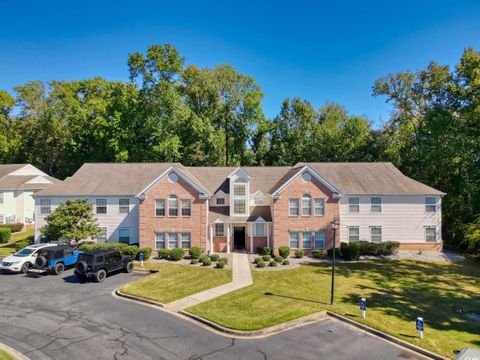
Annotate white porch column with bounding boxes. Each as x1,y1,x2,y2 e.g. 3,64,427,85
209,224,213,254
227,224,231,253
249,223,254,254
267,223,270,248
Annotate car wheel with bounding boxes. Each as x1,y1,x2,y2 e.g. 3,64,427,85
95,269,107,282
125,261,134,273
54,262,65,275
21,262,32,274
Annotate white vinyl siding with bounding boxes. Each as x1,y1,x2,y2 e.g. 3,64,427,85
370,226,382,243
289,199,299,216
214,223,224,237
349,197,359,213
348,227,360,241
371,197,382,213
289,231,299,249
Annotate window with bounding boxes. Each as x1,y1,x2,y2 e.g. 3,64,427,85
302,172,312,182
96,227,107,243
315,231,325,248
214,223,224,237
254,195,263,205
371,197,381,213
233,184,246,196
118,228,130,244
168,195,178,216
168,232,178,248
0,215,4,224
302,194,312,216
0,192,3,204
425,226,436,242
119,198,129,214
254,223,266,237
181,232,191,249
96,199,107,214
371,226,382,243
302,232,312,248
216,198,225,205
426,197,436,212
155,232,165,249
181,199,191,216
289,232,299,249
349,197,359,213
314,198,325,216
155,199,165,217
40,199,51,215
168,172,178,183
233,199,246,214
289,199,299,216
348,227,360,241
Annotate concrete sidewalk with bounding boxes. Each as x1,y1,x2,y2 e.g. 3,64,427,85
165,252,252,312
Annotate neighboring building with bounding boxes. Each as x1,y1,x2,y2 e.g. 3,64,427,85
34,162,445,253
0,164,60,227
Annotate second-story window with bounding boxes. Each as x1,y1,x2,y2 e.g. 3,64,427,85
349,197,359,213
119,198,129,214
425,197,436,212
96,199,107,214
155,199,165,216
233,199,246,214
40,199,51,215
289,199,299,216
216,197,225,205
181,199,191,216
371,197,381,213
302,194,311,216
168,195,178,216
233,184,246,196
314,198,325,216
0,192,3,204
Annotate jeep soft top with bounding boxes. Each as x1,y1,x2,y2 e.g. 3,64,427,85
33,244,80,275
75,249,134,282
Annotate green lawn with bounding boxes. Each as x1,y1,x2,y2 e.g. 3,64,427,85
0,248,15,257
10,229,34,243
120,262,232,304
0,348,15,360
188,260,480,358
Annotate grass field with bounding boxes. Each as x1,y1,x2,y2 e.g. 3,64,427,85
120,262,232,304
10,229,34,243
0,248,15,257
188,259,480,358
0,348,15,360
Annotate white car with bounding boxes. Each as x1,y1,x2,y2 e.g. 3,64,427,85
0,244,58,273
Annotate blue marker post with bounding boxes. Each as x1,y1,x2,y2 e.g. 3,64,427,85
416,317,424,339
139,252,144,267
360,298,366,318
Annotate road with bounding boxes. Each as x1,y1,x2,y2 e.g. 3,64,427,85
0,269,428,359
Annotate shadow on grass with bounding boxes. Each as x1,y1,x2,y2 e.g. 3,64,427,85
264,291,328,305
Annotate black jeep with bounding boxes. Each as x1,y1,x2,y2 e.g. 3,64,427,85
74,250,134,282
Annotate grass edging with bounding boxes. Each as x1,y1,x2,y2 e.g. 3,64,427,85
115,288,165,308
0,342,30,360
327,312,447,360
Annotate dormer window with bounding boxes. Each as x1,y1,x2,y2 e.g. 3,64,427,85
229,168,250,217
233,199,246,214
233,184,246,196
216,198,225,205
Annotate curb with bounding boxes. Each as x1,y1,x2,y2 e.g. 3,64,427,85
179,310,328,337
133,269,159,274
0,343,30,360
326,312,446,360
115,289,165,308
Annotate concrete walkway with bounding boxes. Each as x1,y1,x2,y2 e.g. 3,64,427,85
165,252,253,312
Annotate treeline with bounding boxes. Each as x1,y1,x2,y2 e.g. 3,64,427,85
0,44,479,251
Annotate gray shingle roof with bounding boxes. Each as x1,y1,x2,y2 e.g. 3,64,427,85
0,164,60,190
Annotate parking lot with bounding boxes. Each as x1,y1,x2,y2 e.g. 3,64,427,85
0,269,429,359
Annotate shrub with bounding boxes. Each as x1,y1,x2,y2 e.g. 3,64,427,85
278,246,290,259
170,248,185,261
0,223,23,233
78,242,128,253
189,246,202,259
157,249,171,259
296,250,304,258
14,241,29,251
340,242,361,261
216,260,225,268
199,255,209,263
0,228,11,243
327,247,342,257
263,247,272,255
256,260,265,268
381,241,400,256
202,258,212,266
274,256,283,263
219,257,228,264
210,254,220,262
269,260,278,267
312,249,323,258
262,255,271,262
137,247,152,260
122,245,140,259
190,259,199,265
282,259,290,265
254,257,263,264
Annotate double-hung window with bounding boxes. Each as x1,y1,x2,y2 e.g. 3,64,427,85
289,231,299,248
289,199,299,216
349,198,359,213
181,232,191,249
181,199,191,216
425,197,436,212
425,226,436,242
168,195,178,216
315,230,325,248
371,197,381,213
168,232,178,248
348,227,360,241
0,192,3,204
155,232,165,249
96,199,107,214
40,199,51,215
370,226,382,243
119,228,130,243
302,232,312,248
254,223,266,237
0,214,4,225
233,184,246,196
314,198,325,216
302,194,312,216
214,223,225,237
233,199,246,214
232,182,247,215
155,199,165,216
119,198,129,214
96,227,107,243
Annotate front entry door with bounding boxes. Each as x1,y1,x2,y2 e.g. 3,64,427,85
233,226,246,250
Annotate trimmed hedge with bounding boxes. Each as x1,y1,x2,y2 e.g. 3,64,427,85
78,242,128,253
216,260,225,269
274,256,283,263
263,247,272,255
137,247,152,260
0,223,23,233
14,241,29,251
170,248,185,261
202,258,212,266
278,246,290,259
190,259,199,265
262,255,271,262
312,249,323,258
199,255,209,263
210,254,220,262
0,228,11,243
327,241,400,261
158,249,171,259
189,247,202,259
256,260,265,268
254,257,263,264
219,257,228,264
269,260,278,267
296,250,304,258
282,259,290,265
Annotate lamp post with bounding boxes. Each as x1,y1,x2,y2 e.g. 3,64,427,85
330,219,340,305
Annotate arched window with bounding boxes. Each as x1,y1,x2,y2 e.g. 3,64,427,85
302,194,312,216
168,195,178,216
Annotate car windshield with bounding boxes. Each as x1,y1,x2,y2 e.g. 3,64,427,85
13,248,35,257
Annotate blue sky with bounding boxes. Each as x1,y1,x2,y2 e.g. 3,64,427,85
1,0,479,126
